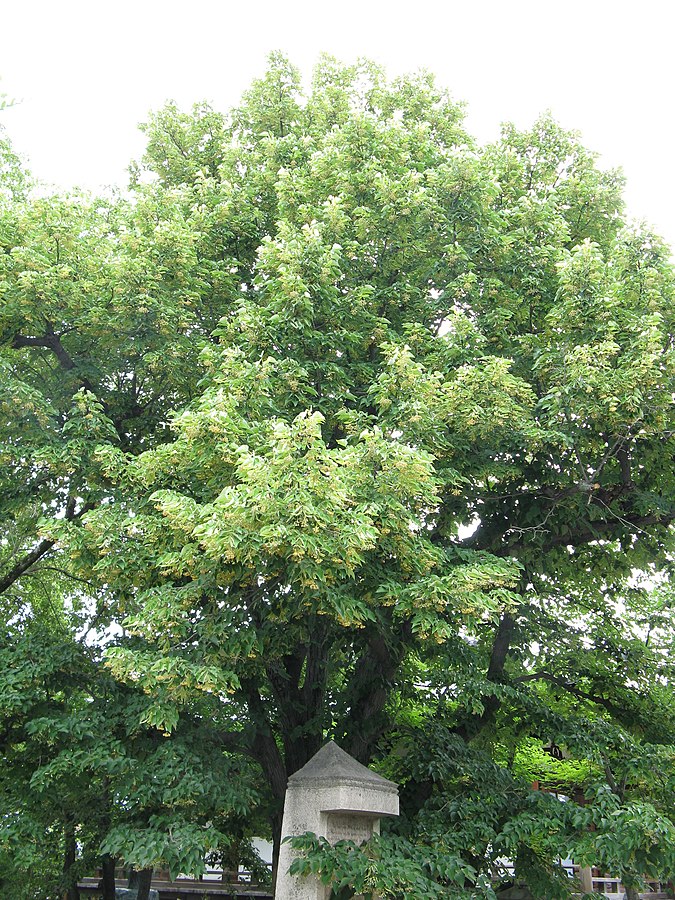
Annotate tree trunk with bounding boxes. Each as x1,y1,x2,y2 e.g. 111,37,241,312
624,887,640,900
243,678,289,894
128,867,153,900
62,819,80,900
100,854,117,900
271,810,283,893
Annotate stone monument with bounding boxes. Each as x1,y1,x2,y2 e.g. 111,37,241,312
275,741,399,900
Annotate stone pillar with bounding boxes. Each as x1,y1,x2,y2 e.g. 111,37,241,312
276,741,399,900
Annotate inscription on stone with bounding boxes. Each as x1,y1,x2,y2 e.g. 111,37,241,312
326,813,373,845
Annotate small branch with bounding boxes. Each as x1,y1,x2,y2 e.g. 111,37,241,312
541,511,675,552
212,728,248,754
20,565,95,588
471,510,675,557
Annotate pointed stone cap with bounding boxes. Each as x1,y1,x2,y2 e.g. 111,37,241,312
289,741,397,790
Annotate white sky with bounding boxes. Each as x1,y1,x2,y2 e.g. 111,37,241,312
2,0,675,248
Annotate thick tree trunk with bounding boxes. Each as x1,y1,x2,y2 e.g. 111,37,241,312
242,676,291,894
100,854,117,900
242,628,333,896
624,887,640,900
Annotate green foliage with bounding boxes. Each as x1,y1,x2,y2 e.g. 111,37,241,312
289,832,479,899
0,621,264,887
1,54,674,897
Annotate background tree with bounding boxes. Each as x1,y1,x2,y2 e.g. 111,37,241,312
0,126,267,895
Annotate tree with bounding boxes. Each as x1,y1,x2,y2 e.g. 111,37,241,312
0,125,266,894
2,54,674,897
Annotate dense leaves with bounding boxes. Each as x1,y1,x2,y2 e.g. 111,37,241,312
1,54,674,898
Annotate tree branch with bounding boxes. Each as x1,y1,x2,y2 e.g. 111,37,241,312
456,609,518,741
0,537,56,595
468,509,675,557
0,500,93,596
539,511,675,552
486,611,516,683
12,328,98,395
211,728,249,755
241,678,287,800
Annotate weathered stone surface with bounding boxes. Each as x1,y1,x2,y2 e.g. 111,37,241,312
289,742,395,787
276,742,398,900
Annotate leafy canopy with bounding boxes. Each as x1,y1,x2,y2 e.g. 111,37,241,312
1,54,674,897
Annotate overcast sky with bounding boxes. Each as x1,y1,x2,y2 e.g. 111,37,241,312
2,0,674,247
